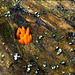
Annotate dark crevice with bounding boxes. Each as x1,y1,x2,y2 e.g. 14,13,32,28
64,18,75,28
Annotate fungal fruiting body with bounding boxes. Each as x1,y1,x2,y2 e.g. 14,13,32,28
16,26,32,45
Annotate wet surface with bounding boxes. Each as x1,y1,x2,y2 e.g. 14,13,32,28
0,0,75,75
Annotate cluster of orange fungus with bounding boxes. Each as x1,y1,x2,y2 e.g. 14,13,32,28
16,26,32,45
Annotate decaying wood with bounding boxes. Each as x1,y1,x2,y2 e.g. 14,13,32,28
0,0,75,75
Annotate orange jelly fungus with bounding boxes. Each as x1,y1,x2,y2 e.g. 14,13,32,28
16,26,32,45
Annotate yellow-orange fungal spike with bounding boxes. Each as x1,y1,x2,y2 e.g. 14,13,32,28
24,35,28,45
21,29,25,35
22,26,26,33
20,34,24,39
26,27,29,36
18,38,24,45
22,26,25,31
18,27,22,32
30,34,32,40
16,30,20,39
16,27,22,39
16,26,32,45
28,36,30,43
28,34,32,43
24,34,28,38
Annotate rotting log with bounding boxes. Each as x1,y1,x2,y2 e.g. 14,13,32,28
0,0,75,75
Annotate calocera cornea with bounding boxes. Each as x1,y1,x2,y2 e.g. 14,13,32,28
16,26,32,45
